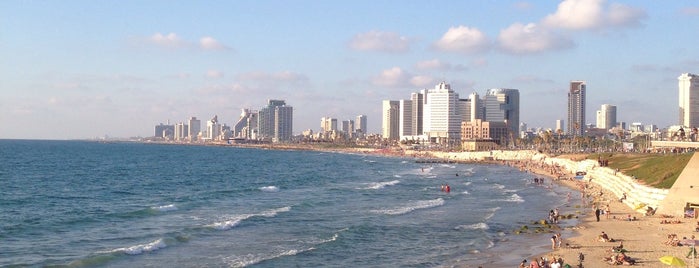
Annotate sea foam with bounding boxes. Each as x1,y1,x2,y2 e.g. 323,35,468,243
110,238,167,255
260,186,279,192
373,198,444,215
209,206,291,231
151,204,178,212
365,180,400,190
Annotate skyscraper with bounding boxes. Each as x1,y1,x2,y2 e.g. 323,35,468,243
188,117,200,141
483,88,519,137
382,100,399,140
258,100,293,142
556,119,564,134
274,105,293,142
410,92,424,136
399,99,413,138
596,104,617,130
422,82,461,144
356,115,367,135
679,73,699,128
567,81,586,136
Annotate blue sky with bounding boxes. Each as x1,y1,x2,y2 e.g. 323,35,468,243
2,0,698,139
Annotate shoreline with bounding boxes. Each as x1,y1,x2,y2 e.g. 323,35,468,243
137,142,698,267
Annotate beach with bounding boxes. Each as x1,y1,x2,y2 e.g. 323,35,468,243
429,150,699,267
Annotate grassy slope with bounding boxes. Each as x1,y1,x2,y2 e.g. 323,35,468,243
584,153,693,189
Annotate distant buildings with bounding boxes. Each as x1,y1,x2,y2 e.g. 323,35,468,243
556,119,564,133
596,104,617,130
679,73,699,128
567,80,586,136
356,115,367,135
382,81,520,148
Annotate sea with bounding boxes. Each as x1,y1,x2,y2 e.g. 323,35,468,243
0,140,582,267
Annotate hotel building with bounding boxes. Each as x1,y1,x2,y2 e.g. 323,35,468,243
567,81,586,136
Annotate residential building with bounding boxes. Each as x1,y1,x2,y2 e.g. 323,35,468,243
679,73,699,128
567,81,586,136
188,117,200,141
422,82,461,144
382,100,399,140
483,88,519,139
596,104,617,130
461,119,509,151
399,99,413,138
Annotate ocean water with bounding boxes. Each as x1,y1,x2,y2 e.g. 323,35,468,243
0,140,580,267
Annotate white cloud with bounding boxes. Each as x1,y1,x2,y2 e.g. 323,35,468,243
372,67,410,87
206,70,224,78
415,59,449,70
150,33,186,48
200,36,230,50
410,75,434,87
433,26,490,54
349,30,410,53
542,0,646,30
497,23,574,54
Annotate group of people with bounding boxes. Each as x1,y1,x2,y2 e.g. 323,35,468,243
548,208,560,224
550,233,563,250
519,256,564,268
598,231,616,243
439,184,450,193
604,252,635,265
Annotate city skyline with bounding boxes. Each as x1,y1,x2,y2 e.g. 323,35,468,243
2,1,699,140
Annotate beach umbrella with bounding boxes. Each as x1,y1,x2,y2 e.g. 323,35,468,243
659,255,687,266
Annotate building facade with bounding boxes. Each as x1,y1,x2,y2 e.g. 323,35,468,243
188,117,200,141
273,105,293,142
382,100,400,140
356,115,367,135
679,73,699,128
567,81,586,136
422,82,461,144
461,119,509,151
483,88,519,139
596,104,617,130
399,99,413,138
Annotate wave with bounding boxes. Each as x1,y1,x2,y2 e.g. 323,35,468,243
364,180,400,190
260,186,279,192
455,222,489,230
461,190,470,195
505,193,524,203
463,181,472,186
208,206,291,231
151,204,178,212
440,164,456,168
372,198,444,215
108,238,167,255
225,247,312,268
393,174,402,178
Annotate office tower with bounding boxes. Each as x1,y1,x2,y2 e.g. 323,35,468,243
382,100,399,140
567,81,586,136
483,88,520,137
356,115,367,135
458,92,481,125
207,115,221,140
258,99,292,141
233,109,252,138
174,122,188,141
274,105,293,142
320,117,337,132
154,123,174,138
556,119,564,133
596,104,617,130
679,73,699,128
422,82,461,144
410,92,424,135
188,117,200,141
399,99,413,138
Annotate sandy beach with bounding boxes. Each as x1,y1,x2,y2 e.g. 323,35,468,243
486,157,699,267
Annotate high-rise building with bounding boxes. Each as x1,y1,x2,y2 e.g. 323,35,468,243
399,99,413,138
596,104,617,130
410,92,424,135
320,117,337,132
188,117,200,141
274,105,293,142
206,115,221,140
356,115,367,135
341,120,354,134
233,109,252,138
422,82,461,144
567,81,586,136
258,100,293,142
483,88,519,137
679,73,699,128
382,100,399,140
174,122,188,141
556,119,565,134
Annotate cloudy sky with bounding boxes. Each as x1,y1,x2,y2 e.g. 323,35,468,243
2,0,698,139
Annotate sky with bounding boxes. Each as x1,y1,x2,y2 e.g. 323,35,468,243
2,0,699,140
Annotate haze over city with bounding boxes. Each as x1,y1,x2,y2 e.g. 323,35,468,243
2,0,698,140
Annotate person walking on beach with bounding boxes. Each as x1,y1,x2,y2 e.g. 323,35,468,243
595,207,601,222
605,205,611,220
551,235,557,250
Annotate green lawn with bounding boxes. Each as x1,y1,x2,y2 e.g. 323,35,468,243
586,152,694,189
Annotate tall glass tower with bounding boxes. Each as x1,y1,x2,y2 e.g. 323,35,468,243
567,81,586,136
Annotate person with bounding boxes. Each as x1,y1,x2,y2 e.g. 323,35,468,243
551,235,557,250
556,233,562,248
445,184,450,193
619,192,627,203
519,259,527,268
550,260,561,268
605,205,611,220
599,231,611,242
595,207,601,222
529,258,541,268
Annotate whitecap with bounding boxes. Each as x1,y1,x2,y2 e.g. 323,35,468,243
462,181,472,186
151,204,177,212
260,186,279,192
393,174,402,178
225,247,313,268
110,238,167,255
208,206,291,231
455,222,489,230
365,180,400,190
506,193,524,203
372,198,444,215
461,190,469,195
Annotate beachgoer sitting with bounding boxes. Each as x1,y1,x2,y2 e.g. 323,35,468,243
645,206,655,216
599,231,614,242
610,242,626,253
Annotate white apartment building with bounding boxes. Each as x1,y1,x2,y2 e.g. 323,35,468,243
596,104,617,130
679,73,699,128
422,82,461,144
